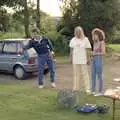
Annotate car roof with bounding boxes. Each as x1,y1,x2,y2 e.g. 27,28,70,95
0,38,30,42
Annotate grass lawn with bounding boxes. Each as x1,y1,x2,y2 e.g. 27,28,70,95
108,44,120,52
0,82,120,120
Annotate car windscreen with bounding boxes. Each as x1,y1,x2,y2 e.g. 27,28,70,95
23,40,37,57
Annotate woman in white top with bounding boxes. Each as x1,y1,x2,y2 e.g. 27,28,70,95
69,26,91,92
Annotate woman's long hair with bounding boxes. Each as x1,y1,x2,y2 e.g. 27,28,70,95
92,28,105,41
74,26,85,39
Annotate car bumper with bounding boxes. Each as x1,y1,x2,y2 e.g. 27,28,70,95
24,64,37,72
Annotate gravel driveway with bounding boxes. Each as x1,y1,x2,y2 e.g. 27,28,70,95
0,58,120,90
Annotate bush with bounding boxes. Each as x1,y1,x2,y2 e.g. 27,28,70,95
111,39,120,44
46,31,59,42
54,35,69,56
56,89,79,109
45,31,69,56
0,32,25,39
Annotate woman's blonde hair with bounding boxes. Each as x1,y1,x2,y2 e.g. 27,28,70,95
74,26,85,39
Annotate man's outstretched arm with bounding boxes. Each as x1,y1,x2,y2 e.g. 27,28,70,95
24,40,33,50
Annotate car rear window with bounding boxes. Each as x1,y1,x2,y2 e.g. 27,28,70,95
23,40,37,57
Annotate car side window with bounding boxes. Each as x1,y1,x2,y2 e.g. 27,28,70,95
3,42,17,54
17,43,23,54
0,42,4,53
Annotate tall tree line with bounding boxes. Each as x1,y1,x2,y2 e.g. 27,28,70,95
0,0,41,38
58,0,120,41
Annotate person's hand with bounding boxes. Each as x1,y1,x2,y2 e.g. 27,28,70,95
49,51,55,59
92,51,96,56
87,60,90,65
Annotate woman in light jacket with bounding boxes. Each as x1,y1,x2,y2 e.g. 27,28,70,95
69,26,91,93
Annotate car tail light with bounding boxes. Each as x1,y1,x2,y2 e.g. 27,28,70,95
28,57,35,64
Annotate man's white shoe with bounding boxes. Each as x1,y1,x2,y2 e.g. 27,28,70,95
94,93,103,96
51,83,56,88
91,92,96,95
38,85,44,89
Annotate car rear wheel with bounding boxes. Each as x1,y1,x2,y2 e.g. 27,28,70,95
14,66,27,80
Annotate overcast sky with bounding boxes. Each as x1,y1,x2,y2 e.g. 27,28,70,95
40,0,62,16
6,0,62,17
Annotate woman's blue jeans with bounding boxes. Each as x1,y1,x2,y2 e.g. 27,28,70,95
91,56,103,93
38,53,55,85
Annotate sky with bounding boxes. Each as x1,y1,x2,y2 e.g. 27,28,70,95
40,0,62,17
6,0,62,17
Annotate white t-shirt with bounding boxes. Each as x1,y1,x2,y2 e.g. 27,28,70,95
69,37,91,64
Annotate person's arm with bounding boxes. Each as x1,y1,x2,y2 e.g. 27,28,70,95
102,42,106,55
47,39,53,51
69,48,73,64
98,42,106,55
47,38,55,58
24,39,33,50
85,37,92,64
92,29,95,41
69,38,74,64
87,48,92,65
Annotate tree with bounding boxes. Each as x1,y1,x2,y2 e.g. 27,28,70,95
36,0,40,30
23,0,30,37
58,0,120,41
0,0,30,37
79,0,120,39
57,0,78,38
0,7,10,32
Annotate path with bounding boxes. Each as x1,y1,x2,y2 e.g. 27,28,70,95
0,58,119,91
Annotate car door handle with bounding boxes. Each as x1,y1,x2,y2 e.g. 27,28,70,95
11,57,16,59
